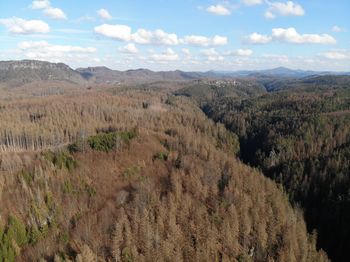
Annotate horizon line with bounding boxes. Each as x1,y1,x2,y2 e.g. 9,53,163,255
0,59,349,74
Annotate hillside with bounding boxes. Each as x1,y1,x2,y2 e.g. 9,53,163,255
0,60,201,91
0,88,328,261
256,75,350,92
0,60,86,87
76,67,199,85
196,87,350,262
174,79,266,106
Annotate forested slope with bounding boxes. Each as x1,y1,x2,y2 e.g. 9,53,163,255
174,79,266,106
0,89,328,261
201,87,350,262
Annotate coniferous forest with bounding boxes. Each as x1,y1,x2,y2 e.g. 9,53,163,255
0,60,349,262
187,79,350,262
1,0,349,260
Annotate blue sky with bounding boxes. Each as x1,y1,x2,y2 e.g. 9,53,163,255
0,0,349,71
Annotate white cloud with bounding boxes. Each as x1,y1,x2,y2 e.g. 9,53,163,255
303,58,315,64
132,29,179,45
181,35,228,46
94,24,179,45
264,11,275,19
94,24,132,41
94,24,226,47
30,0,67,20
74,15,95,23
332,25,345,32
272,27,336,44
212,35,228,46
242,0,263,6
265,1,304,19
119,43,138,54
227,49,253,56
18,41,96,61
245,28,336,45
43,7,67,19
31,0,50,9
206,5,231,15
56,28,88,34
182,48,191,56
245,32,272,44
201,48,224,61
19,41,96,53
150,48,179,61
97,8,112,20
0,17,50,34
181,35,209,46
320,50,350,60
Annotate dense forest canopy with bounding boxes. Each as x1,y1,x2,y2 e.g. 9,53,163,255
191,79,350,262
1,60,349,261
1,0,349,259
0,84,329,261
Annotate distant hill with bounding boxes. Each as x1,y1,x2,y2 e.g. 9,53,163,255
212,67,350,78
174,79,266,105
302,75,350,86
258,74,350,92
0,60,202,88
1,60,349,91
0,60,86,87
249,67,320,78
76,67,200,84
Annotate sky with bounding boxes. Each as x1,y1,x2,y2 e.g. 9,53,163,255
0,0,349,71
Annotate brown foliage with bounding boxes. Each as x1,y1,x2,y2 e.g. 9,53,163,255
0,89,327,261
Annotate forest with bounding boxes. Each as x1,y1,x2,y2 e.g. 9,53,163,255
0,0,348,260
196,82,350,262
0,82,330,261
0,60,349,261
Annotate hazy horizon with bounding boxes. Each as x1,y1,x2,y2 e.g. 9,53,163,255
1,59,350,73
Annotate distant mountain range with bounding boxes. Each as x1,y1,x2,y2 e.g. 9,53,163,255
76,66,200,84
0,60,199,87
211,66,350,78
0,60,349,88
